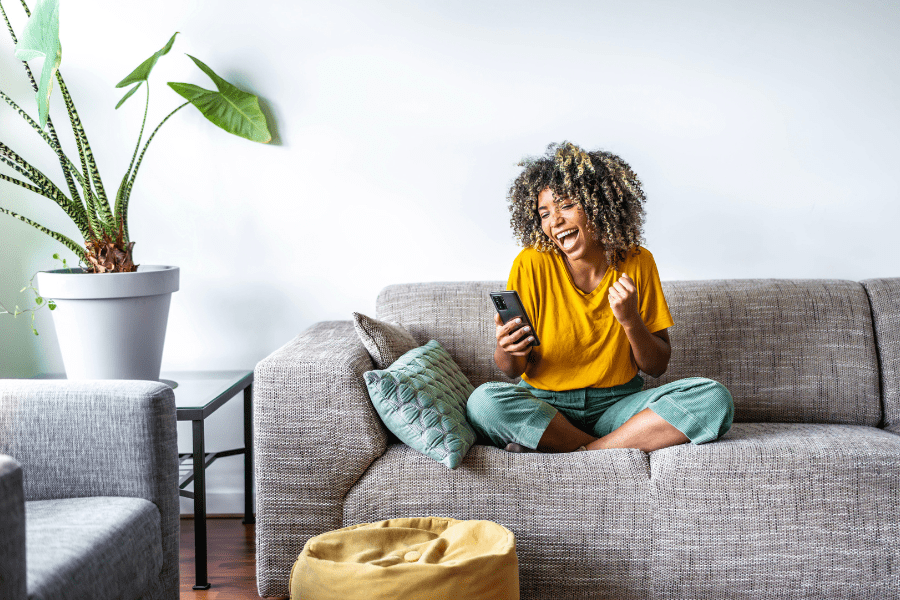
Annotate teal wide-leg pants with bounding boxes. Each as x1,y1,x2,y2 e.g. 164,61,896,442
466,376,734,450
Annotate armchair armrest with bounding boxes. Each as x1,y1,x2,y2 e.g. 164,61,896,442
0,379,179,600
0,455,25,600
254,320,387,598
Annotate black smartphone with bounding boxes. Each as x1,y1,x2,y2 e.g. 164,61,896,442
489,290,540,346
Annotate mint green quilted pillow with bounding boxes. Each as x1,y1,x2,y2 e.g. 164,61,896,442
363,340,476,469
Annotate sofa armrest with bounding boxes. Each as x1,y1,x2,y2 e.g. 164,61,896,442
0,380,179,600
254,320,387,598
0,455,26,600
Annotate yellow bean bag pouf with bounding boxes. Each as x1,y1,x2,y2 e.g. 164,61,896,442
290,516,520,600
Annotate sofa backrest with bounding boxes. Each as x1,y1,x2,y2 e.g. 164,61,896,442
861,278,900,434
648,279,880,426
376,279,882,426
377,282,511,389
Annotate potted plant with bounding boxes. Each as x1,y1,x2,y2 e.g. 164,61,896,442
0,0,271,380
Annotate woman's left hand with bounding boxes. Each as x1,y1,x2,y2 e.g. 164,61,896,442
608,273,640,327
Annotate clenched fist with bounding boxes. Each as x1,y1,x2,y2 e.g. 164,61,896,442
608,272,640,327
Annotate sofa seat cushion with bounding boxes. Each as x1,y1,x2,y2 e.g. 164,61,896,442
344,443,654,600
650,422,900,599
26,496,162,600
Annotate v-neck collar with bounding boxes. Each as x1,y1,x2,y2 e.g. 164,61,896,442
557,252,614,299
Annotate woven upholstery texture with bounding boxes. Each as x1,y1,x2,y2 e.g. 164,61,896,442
861,278,900,433
343,444,653,600
378,280,881,425
256,278,899,600
650,422,900,599
26,497,162,600
363,340,476,469
254,321,388,598
0,380,179,600
342,423,900,600
353,312,419,369
377,282,514,388
648,279,881,425
0,455,25,600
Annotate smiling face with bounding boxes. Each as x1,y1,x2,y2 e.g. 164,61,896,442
537,187,603,261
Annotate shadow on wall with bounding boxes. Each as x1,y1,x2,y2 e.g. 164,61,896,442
256,96,283,147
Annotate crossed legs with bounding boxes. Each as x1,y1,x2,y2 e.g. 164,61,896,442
537,408,688,453
467,378,732,454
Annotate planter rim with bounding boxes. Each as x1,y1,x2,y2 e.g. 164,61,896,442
36,265,179,299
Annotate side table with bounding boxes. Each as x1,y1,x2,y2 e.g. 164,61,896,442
169,370,254,591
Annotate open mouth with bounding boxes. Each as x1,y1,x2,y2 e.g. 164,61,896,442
557,228,579,251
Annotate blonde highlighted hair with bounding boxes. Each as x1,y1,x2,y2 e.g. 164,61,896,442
507,141,647,268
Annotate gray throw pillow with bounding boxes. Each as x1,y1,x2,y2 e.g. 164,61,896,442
352,312,418,370
363,340,476,469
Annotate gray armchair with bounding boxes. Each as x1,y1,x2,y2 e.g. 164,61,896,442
0,380,179,600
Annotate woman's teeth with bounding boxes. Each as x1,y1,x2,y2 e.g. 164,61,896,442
558,229,578,250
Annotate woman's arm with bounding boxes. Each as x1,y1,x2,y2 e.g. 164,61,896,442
493,313,535,379
609,273,671,377
622,324,671,377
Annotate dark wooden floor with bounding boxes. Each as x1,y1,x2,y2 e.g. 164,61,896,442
180,516,285,600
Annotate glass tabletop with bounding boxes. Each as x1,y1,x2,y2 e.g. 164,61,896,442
163,370,253,411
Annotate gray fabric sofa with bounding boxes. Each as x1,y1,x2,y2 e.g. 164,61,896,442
0,380,179,600
254,278,900,599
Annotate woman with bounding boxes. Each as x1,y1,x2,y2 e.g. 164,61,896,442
467,142,734,453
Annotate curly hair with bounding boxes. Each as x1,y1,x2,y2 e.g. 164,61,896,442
507,141,647,269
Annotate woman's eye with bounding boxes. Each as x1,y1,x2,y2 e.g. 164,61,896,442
539,213,548,220
562,203,576,210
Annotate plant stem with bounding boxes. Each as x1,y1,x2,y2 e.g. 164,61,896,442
120,101,189,232
55,73,115,236
116,84,151,242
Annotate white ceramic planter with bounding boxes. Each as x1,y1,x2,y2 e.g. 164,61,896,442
36,266,179,381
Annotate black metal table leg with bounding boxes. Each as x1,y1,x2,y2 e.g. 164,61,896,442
192,419,211,590
243,384,255,525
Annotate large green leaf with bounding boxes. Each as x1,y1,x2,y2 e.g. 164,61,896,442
13,0,61,128
168,55,271,143
115,32,178,109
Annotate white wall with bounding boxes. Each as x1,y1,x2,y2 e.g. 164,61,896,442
2,0,898,513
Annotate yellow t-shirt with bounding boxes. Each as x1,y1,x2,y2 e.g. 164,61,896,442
507,246,673,391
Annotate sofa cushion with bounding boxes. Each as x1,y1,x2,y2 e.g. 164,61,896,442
344,443,653,600
26,496,162,600
650,422,900,599
363,341,476,469
650,279,881,425
352,312,419,369
377,282,512,388
861,278,900,434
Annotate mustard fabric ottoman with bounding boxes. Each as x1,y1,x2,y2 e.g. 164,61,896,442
290,516,520,600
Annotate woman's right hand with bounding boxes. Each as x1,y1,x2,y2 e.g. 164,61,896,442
494,313,534,357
